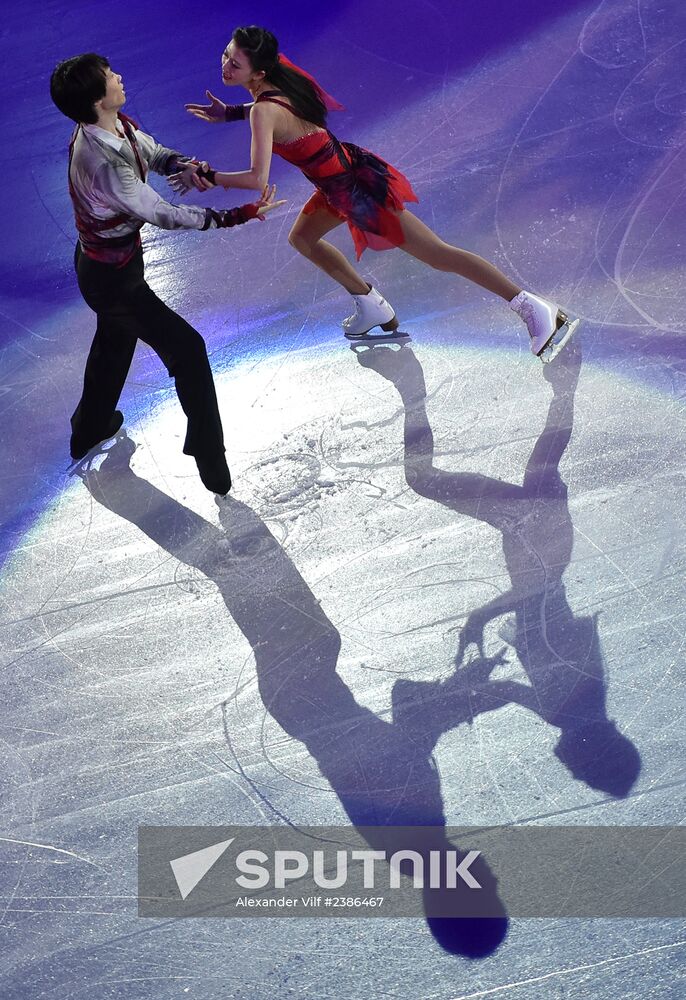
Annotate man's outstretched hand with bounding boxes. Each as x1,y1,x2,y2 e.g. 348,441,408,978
168,161,214,195
255,184,286,218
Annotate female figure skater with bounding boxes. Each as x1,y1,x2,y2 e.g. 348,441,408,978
174,25,577,352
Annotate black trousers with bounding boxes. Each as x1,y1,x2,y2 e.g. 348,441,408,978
72,245,224,458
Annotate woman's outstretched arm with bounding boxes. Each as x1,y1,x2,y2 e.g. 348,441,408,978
169,102,275,193
217,102,274,189
185,89,254,123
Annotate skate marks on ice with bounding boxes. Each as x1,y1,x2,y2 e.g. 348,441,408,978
487,2,686,346
354,339,641,799
80,436,508,958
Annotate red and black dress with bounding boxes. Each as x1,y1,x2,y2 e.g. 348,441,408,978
258,92,418,260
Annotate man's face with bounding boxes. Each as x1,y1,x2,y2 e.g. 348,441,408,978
96,66,126,114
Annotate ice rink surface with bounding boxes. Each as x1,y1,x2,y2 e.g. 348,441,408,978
1,0,685,996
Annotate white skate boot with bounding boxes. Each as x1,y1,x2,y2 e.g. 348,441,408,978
509,290,579,362
342,283,399,338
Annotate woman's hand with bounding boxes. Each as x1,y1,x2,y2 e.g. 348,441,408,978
168,161,214,196
184,90,227,123
255,184,287,218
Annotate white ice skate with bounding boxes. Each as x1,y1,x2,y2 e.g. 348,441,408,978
342,283,399,338
509,290,580,363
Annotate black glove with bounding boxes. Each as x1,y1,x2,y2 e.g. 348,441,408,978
201,203,261,230
196,164,217,185
225,104,247,122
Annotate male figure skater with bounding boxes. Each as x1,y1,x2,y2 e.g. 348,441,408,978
50,53,283,494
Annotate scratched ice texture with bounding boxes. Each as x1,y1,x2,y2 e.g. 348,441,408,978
1,0,685,997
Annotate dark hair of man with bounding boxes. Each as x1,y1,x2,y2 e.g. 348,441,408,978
232,26,327,127
50,53,110,124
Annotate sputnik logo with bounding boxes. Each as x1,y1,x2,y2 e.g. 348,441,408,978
170,838,234,900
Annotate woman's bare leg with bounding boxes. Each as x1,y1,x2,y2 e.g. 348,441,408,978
288,206,369,295
396,210,521,301
394,210,580,354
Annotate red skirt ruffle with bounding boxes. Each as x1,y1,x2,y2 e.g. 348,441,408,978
302,142,418,259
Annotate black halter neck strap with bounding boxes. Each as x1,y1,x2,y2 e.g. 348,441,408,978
255,91,310,121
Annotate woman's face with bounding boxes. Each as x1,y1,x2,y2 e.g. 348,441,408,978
221,40,262,88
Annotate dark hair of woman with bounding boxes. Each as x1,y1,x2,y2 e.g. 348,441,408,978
232,26,327,126
50,53,110,124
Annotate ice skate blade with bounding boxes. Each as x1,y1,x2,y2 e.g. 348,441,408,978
344,315,400,339
538,318,580,364
345,328,410,342
66,434,127,475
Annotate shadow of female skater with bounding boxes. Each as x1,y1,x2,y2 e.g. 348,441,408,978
79,434,507,957
354,339,641,799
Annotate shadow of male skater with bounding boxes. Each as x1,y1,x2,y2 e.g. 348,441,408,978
354,340,641,799
79,435,507,956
